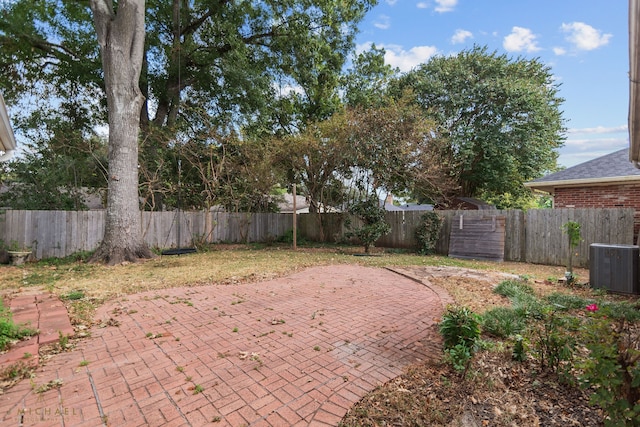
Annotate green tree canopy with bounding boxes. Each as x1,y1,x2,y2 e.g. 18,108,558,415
0,0,376,212
341,44,398,109
1,0,375,135
390,46,566,205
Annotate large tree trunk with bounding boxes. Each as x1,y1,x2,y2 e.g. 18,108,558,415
89,0,154,264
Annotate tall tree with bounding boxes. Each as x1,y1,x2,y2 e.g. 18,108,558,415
347,97,435,199
279,96,440,213
89,0,153,264
0,0,375,211
391,46,566,204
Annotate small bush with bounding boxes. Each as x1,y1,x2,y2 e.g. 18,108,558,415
443,343,473,373
414,211,442,255
439,305,481,377
598,301,640,322
512,334,528,362
439,305,481,349
528,307,578,374
278,229,294,244
579,313,640,426
482,307,527,338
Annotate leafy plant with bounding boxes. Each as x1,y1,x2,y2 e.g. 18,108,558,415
511,292,545,320
579,308,640,426
545,293,593,310
439,306,481,377
598,300,640,322
443,343,473,373
512,334,528,362
528,306,578,374
414,211,442,255
7,240,31,252
345,197,391,253
494,279,544,319
439,306,481,349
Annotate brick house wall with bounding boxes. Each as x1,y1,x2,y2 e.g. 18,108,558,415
554,183,640,240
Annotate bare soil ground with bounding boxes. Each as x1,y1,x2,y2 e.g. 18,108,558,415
341,264,611,427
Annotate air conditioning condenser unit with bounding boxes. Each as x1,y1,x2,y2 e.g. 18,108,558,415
589,243,639,295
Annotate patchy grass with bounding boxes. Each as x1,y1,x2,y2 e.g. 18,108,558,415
0,244,586,328
0,300,38,351
0,244,580,300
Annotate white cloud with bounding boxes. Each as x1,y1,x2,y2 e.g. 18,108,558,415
374,15,391,30
565,137,627,148
385,0,398,5
416,2,429,9
567,125,628,134
553,47,567,56
561,22,612,51
503,27,541,53
560,135,628,167
383,44,439,72
451,29,473,44
558,147,627,167
434,0,457,13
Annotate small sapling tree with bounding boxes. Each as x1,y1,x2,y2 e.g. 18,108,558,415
562,220,582,285
345,197,391,254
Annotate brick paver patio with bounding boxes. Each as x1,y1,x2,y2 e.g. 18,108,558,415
0,265,448,426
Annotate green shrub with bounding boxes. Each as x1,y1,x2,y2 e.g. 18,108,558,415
598,301,640,322
439,306,481,377
482,306,527,338
414,211,442,255
345,197,391,253
528,307,578,374
443,343,473,373
439,305,481,349
579,313,640,427
512,334,528,362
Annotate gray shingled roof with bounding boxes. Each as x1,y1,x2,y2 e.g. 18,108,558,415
526,148,640,192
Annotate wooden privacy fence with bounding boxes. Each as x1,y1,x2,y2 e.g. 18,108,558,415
292,208,634,268
0,208,635,267
0,210,293,259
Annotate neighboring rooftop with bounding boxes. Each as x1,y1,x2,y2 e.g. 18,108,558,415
525,148,640,193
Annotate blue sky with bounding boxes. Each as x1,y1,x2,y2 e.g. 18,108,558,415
354,0,629,168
